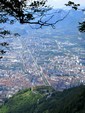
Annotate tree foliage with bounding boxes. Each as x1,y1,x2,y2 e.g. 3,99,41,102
0,0,56,27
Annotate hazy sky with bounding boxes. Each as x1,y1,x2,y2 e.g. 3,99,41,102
47,0,85,8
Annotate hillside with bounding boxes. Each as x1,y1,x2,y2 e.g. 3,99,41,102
0,85,85,113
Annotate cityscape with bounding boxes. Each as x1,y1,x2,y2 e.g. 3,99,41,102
0,9,85,104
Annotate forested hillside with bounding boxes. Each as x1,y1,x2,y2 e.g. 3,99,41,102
0,85,85,113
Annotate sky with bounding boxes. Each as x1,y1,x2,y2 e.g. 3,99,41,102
47,0,85,8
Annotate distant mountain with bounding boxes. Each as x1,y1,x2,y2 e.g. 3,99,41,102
0,85,85,113
6,9,84,34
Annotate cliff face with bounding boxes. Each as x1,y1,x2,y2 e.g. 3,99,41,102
0,85,85,113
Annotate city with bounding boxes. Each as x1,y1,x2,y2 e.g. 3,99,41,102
0,26,85,105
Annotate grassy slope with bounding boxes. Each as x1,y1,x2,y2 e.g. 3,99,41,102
0,85,85,113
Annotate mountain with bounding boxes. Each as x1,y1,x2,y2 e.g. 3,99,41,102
0,85,85,113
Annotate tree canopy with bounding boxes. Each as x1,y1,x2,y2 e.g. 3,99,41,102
0,0,56,27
